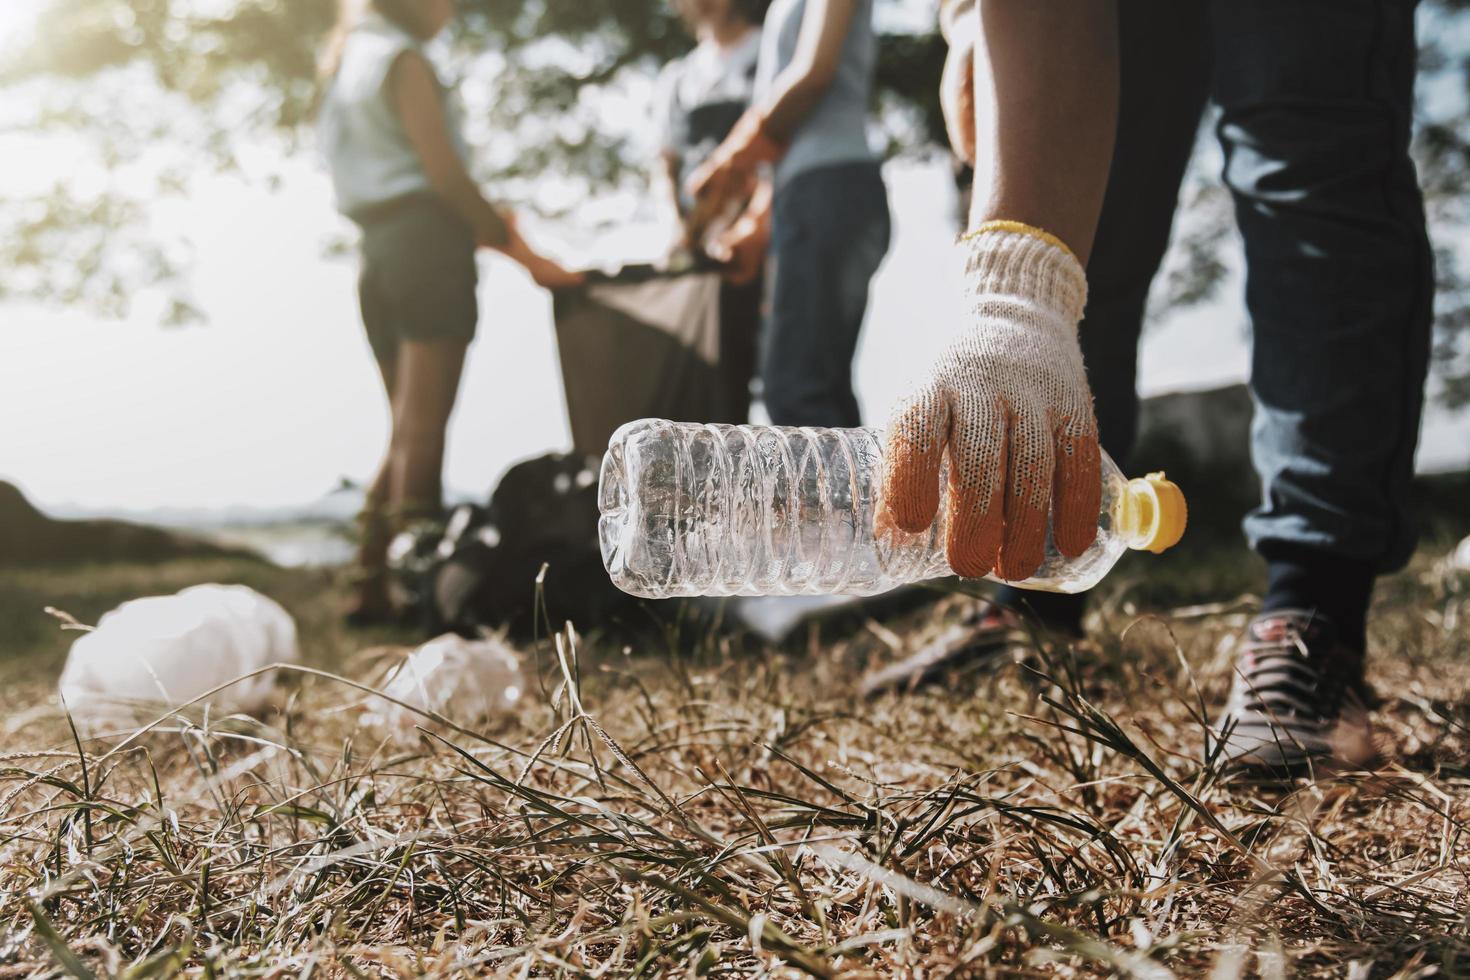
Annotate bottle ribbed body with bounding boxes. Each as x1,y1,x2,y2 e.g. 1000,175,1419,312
599,419,1130,599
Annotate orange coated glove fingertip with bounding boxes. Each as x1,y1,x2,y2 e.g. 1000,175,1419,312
948,554,993,581
1053,524,1099,559
879,483,939,535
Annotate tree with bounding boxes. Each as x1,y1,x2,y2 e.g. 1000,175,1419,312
0,0,1466,406
0,0,943,323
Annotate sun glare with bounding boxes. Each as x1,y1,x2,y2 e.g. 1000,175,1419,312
0,0,44,48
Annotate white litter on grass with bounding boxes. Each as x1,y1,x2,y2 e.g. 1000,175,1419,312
366,633,525,736
1454,534,1470,573
729,594,858,644
58,584,298,734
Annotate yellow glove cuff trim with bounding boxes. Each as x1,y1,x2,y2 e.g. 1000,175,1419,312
960,220,1079,266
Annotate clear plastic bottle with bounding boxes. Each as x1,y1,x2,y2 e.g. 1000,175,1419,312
598,419,1187,599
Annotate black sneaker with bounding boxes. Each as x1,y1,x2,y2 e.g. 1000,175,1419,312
1213,610,1378,773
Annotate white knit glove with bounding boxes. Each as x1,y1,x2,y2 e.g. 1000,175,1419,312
878,222,1101,581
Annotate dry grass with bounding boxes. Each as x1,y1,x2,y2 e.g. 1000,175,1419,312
1,544,1468,977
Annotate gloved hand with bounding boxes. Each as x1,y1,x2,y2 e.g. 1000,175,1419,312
684,109,784,228
878,222,1101,582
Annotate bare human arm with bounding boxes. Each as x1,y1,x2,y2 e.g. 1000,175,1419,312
657,149,685,221
706,177,772,285
390,51,508,249
756,0,854,143
967,1,1117,263
655,148,699,256
938,0,1115,260
938,0,978,164
684,0,856,218
391,51,583,287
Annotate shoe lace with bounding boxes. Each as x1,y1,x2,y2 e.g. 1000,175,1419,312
1229,618,1339,722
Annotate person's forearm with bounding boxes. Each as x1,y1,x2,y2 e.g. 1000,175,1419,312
431,173,509,248
755,0,854,144
969,0,1118,264
757,69,834,145
388,53,510,249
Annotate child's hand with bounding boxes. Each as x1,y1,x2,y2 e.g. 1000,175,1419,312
523,254,586,290
707,211,768,286
685,109,782,225
495,211,585,290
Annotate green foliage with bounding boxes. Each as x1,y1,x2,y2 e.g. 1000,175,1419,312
0,0,944,322
1,0,1468,405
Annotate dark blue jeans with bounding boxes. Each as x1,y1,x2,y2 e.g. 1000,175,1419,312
763,161,891,427
998,0,1433,625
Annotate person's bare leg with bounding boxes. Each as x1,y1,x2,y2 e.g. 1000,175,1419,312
364,349,398,513
350,349,400,622
970,1,1119,263
388,339,469,515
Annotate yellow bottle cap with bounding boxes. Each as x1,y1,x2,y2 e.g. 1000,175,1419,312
1123,472,1188,554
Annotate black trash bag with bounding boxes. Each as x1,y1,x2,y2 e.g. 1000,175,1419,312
426,453,635,639
386,516,455,624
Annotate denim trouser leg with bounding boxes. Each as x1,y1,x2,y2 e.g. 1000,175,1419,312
994,0,1212,627
1213,0,1434,573
1078,0,1213,465
763,162,892,428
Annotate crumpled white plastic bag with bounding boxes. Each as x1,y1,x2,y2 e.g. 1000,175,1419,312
366,633,525,736
58,583,298,733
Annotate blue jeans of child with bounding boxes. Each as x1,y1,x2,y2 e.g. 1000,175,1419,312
762,161,891,428
997,0,1434,627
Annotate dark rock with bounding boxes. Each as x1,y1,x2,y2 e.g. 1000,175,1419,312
0,481,254,566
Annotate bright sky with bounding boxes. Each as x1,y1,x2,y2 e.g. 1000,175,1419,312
0,1,38,33
0,0,46,52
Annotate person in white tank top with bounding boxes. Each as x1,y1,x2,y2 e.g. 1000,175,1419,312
317,0,583,624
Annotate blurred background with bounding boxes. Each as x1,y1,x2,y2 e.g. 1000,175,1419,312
1,0,1468,566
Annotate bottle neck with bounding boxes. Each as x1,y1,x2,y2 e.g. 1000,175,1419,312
1118,480,1161,551
1117,473,1187,554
